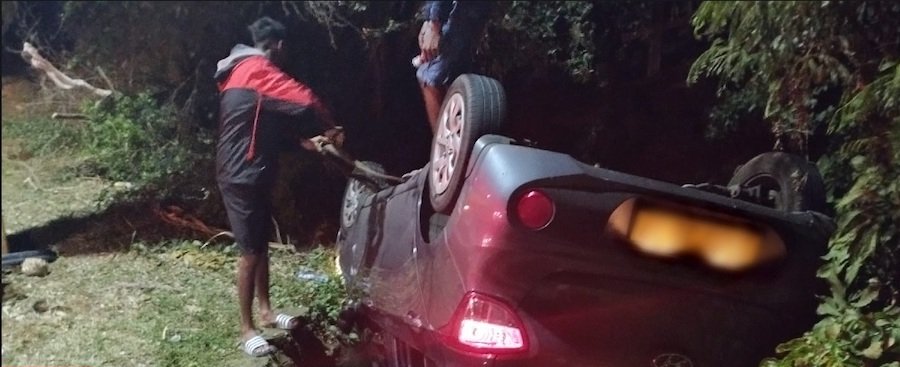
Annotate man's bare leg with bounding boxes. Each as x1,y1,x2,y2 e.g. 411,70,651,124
254,250,275,324
421,83,446,134
238,253,261,340
253,249,299,329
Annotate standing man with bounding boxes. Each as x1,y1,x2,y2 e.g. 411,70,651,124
215,16,343,357
416,1,493,132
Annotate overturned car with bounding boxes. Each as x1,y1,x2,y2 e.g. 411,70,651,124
335,74,834,367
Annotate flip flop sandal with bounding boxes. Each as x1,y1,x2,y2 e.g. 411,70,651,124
264,313,300,330
241,335,275,357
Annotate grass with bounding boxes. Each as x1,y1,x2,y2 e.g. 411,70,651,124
2,79,354,367
2,242,347,367
0,112,131,234
0,116,84,159
1,117,111,233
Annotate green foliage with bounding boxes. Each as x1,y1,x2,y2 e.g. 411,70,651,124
690,1,900,365
272,246,347,322
270,246,352,347
1,92,211,200
762,296,900,367
81,93,198,189
689,1,897,152
817,64,900,306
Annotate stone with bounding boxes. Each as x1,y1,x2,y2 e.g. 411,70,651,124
21,257,49,277
32,299,49,313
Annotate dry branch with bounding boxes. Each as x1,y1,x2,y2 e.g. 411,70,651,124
51,112,89,120
20,42,113,97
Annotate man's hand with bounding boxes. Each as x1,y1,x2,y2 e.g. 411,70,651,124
300,126,344,153
418,20,441,63
300,135,331,153
323,126,345,147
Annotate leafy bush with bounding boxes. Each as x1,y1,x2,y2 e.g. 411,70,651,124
81,93,213,194
689,2,900,366
270,246,353,348
273,246,348,322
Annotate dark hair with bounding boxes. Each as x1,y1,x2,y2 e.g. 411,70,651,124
248,17,287,46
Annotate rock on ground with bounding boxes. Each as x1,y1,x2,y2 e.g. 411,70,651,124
21,257,49,277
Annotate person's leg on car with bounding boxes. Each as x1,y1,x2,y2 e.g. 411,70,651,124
417,50,453,134
421,83,446,133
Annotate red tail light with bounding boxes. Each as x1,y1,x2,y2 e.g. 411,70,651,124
516,190,555,230
445,292,529,354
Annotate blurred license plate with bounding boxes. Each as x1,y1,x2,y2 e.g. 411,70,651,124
628,205,765,270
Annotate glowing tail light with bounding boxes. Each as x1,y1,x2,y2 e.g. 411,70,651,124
446,292,529,353
516,190,555,230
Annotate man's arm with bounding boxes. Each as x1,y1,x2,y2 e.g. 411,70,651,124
228,56,338,132
419,1,453,62
229,56,343,151
423,1,453,23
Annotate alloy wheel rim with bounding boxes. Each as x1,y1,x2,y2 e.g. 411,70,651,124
342,180,365,228
431,93,465,195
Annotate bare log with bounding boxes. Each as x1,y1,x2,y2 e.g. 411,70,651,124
20,42,113,97
51,112,89,120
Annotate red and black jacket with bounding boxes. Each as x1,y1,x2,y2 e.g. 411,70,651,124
215,44,335,184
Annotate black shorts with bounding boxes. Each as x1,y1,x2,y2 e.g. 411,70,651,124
218,181,273,255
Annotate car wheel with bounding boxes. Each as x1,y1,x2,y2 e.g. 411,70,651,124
338,161,386,284
729,152,828,213
429,74,507,213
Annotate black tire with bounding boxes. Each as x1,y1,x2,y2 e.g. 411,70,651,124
428,74,506,213
729,152,828,213
337,161,385,284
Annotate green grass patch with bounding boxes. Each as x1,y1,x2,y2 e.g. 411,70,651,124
2,241,350,367
149,242,350,366
1,116,84,157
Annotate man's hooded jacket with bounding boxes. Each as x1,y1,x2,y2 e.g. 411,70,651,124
215,44,334,184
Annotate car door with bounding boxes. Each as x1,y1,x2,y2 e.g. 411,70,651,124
366,172,428,328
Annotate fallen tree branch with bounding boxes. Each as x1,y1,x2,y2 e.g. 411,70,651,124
155,204,294,251
20,42,113,97
95,66,116,91
154,204,228,237
201,231,235,249
51,112,88,120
